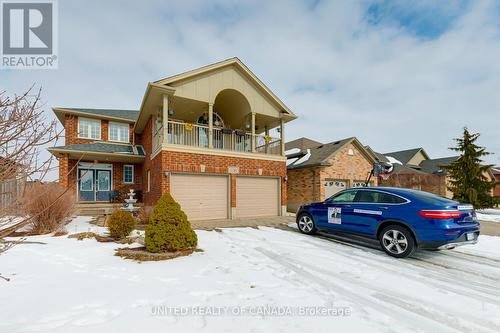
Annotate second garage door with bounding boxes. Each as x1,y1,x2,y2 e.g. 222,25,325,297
170,174,229,221
236,176,279,218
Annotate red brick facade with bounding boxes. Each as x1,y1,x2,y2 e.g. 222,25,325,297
139,116,287,209
63,115,133,145
287,143,377,212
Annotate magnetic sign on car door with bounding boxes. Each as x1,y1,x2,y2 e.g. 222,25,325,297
328,207,342,224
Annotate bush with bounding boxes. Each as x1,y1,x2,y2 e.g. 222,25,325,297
107,210,136,239
22,183,76,235
145,193,197,253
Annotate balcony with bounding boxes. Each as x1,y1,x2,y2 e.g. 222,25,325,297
153,120,282,156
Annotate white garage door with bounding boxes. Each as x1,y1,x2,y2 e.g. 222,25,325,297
324,180,347,198
170,174,228,221
236,177,279,218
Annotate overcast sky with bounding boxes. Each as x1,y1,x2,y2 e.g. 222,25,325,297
2,0,499,175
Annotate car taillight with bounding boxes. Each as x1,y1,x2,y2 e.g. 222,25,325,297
418,210,462,219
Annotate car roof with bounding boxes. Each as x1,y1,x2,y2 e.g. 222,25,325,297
345,186,430,198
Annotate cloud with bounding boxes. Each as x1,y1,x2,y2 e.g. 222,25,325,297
1,0,499,181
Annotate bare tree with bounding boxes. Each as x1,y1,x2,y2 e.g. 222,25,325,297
0,86,61,251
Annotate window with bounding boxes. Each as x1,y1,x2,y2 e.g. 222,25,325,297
78,117,101,139
109,122,129,142
147,170,151,192
123,165,134,183
354,190,407,204
328,190,357,203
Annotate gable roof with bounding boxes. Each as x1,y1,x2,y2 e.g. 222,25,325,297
285,137,322,151
286,137,377,170
53,108,139,125
383,148,429,165
154,57,296,119
418,156,459,174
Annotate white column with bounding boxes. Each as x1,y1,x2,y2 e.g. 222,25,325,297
280,118,285,156
251,112,256,152
208,103,214,149
162,94,169,144
264,126,269,154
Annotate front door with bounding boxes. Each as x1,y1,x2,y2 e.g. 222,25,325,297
78,169,111,202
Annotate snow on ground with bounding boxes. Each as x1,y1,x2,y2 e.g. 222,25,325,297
477,209,500,223
1,217,500,333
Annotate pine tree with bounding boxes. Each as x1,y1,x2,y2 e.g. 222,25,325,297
444,128,497,208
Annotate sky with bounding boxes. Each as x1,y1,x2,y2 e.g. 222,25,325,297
2,0,500,179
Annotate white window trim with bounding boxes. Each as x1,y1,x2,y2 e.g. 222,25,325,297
147,170,151,192
77,117,101,140
123,165,134,184
108,121,130,143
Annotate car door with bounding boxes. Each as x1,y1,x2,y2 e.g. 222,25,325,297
349,190,407,235
316,190,358,232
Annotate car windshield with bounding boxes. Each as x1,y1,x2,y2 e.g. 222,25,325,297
411,190,457,205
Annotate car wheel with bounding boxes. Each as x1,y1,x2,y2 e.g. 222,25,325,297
379,225,416,258
297,213,317,235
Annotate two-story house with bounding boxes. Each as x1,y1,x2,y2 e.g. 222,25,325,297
48,58,296,220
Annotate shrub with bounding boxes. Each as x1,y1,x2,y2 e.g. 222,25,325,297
107,210,136,239
145,193,197,253
22,183,76,235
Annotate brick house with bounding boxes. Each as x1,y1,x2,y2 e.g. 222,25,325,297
492,167,500,199
48,58,297,220
285,137,378,212
374,147,496,198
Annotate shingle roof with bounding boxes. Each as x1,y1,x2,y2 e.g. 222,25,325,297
418,156,459,174
285,137,322,151
54,108,139,121
287,137,375,169
50,142,145,156
383,148,424,165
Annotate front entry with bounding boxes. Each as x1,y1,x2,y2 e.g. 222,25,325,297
78,169,112,202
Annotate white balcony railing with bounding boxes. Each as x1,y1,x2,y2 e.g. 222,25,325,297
163,120,282,156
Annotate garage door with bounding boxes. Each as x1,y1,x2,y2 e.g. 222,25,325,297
324,180,347,198
236,177,279,218
170,174,228,221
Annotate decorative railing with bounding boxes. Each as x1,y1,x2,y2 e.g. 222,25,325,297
164,120,282,156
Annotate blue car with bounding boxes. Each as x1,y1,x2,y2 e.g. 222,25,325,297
296,187,480,258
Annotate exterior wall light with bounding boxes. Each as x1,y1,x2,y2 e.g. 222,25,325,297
163,169,169,177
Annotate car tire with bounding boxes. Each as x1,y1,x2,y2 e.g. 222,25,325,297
297,213,317,235
379,225,416,258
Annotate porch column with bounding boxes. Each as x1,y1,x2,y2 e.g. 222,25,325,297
264,126,269,154
208,103,214,148
162,94,169,144
251,112,256,152
280,118,285,156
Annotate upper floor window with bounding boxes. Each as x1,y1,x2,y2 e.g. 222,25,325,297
109,122,129,142
78,117,101,139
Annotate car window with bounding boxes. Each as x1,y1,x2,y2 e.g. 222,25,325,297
328,190,357,203
411,190,456,205
354,190,407,204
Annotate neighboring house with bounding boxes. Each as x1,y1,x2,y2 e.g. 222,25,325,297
493,167,500,199
0,157,27,210
285,137,378,212
48,58,296,220
375,147,496,198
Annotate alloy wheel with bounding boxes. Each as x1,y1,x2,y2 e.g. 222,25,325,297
382,229,408,254
298,215,314,233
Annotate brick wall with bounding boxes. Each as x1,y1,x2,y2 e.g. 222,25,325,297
379,173,448,197
287,143,377,212
494,174,500,198
140,116,287,209
64,115,133,145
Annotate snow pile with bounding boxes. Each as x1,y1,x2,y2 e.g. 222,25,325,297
1,217,500,332
385,156,403,165
292,148,311,166
476,209,500,223
284,148,300,156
